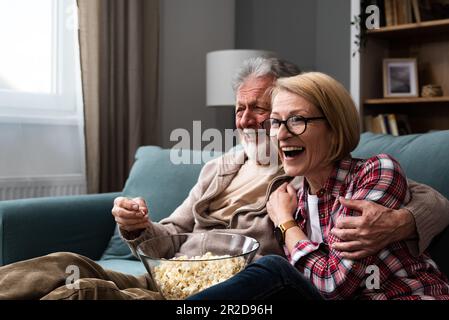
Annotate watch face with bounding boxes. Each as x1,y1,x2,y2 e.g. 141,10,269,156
274,227,284,245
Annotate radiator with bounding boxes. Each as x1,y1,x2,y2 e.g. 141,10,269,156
0,175,87,201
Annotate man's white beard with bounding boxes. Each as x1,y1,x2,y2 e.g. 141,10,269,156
240,129,280,169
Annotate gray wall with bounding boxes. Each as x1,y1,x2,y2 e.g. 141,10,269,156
235,0,351,88
159,0,236,149
315,0,351,89
159,0,352,148
0,122,84,176
236,0,317,72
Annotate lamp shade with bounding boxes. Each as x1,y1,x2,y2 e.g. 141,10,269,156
206,50,277,107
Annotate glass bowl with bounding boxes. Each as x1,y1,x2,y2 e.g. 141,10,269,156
137,232,260,300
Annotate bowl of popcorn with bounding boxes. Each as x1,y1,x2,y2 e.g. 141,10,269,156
137,232,260,300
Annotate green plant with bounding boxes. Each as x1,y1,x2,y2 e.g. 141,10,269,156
351,13,367,57
352,0,372,57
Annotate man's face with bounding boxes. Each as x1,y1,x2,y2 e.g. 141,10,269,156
235,75,276,164
235,75,274,131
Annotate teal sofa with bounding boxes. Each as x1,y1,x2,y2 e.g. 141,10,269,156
0,147,216,275
1,131,449,277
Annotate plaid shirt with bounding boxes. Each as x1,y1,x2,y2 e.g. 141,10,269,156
286,154,449,300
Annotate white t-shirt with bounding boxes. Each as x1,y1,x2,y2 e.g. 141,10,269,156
306,194,324,244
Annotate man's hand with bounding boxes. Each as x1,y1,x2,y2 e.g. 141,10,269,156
267,182,298,226
112,196,151,232
330,197,417,260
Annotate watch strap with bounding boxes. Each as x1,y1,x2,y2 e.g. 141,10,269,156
275,219,298,245
278,220,298,233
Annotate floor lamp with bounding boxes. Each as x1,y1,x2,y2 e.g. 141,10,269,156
206,49,277,108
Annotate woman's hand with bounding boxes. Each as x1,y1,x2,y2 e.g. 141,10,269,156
267,182,298,226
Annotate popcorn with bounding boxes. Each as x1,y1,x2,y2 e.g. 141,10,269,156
152,252,246,300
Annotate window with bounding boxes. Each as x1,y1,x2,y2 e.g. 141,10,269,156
0,0,80,119
0,0,86,200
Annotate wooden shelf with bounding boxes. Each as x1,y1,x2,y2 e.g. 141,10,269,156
365,97,449,105
359,1,449,133
366,19,449,39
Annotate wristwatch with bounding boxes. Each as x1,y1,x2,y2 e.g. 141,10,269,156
274,220,298,246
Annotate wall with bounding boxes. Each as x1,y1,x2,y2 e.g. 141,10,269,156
159,0,352,149
235,0,351,89
0,120,86,200
315,0,351,90
0,122,83,176
159,0,236,149
235,0,317,72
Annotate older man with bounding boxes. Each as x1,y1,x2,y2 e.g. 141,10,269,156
0,57,448,300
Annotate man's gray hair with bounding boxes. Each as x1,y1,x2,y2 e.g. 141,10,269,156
231,57,301,92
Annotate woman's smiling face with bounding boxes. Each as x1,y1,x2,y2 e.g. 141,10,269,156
271,90,333,179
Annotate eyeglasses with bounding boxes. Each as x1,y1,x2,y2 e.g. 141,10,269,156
261,115,326,137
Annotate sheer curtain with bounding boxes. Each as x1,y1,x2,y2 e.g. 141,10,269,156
77,0,160,193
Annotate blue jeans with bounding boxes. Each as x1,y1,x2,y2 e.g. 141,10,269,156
188,255,324,300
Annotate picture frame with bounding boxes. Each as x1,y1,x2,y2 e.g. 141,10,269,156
383,58,419,98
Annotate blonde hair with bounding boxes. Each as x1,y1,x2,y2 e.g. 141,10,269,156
273,72,360,164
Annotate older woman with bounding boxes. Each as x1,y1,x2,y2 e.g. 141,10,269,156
189,72,449,300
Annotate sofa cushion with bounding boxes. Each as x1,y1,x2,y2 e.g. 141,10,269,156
101,146,221,261
352,131,449,277
96,259,147,276
352,131,449,200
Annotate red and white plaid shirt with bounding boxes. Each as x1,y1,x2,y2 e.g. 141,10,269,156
286,154,449,300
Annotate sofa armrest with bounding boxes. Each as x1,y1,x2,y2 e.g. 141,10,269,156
0,192,120,266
